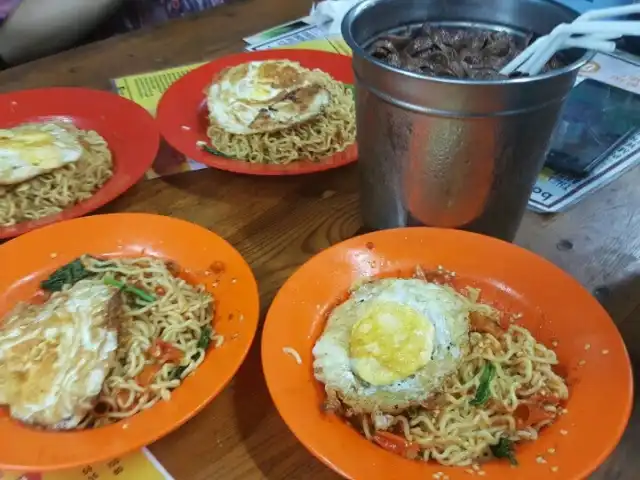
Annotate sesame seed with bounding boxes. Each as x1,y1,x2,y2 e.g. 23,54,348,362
536,456,547,464
472,464,481,471
561,408,569,414
465,469,475,475
443,476,450,480
584,343,591,350
551,466,559,472
578,360,586,366
50,252,58,259
477,472,486,477
181,125,191,130
560,429,568,435
548,448,556,454
552,341,558,347
602,349,610,355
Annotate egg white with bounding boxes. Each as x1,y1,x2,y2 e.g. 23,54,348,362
207,60,331,135
313,278,471,413
0,123,84,186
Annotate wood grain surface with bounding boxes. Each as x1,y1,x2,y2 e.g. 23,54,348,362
0,1,638,478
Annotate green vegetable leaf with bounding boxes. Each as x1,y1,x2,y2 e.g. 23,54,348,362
490,437,518,466
41,258,94,292
171,326,212,380
197,326,212,350
103,277,155,303
345,83,355,98
470,362,496,406
199,143,232,158
171,364,188,380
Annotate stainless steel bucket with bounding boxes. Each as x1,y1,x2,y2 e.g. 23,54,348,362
342,0,592,241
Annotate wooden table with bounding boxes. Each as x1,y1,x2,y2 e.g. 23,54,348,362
1,1,638,478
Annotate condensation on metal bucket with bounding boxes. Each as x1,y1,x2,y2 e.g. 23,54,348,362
342,0,593,242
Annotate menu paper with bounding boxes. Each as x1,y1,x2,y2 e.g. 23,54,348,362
0,448,173,480
111,18,640,213
113,63,205,115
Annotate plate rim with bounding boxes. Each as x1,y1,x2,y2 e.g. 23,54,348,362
261,227,634,480
0,87,160,240
0,213,261,471
156,48,358,176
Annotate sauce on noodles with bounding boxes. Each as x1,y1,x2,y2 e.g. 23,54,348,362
78,255,221,428
3,255,222,429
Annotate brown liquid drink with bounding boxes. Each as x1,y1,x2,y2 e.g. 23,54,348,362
369,25,565,80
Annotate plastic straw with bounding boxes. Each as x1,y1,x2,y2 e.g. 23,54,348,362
500,4,640,77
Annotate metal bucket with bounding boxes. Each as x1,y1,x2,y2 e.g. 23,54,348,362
342,0,592,241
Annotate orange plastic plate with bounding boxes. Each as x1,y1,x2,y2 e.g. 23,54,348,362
0,213,260,471
262,227,633,480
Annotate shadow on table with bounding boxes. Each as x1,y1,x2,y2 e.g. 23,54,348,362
230,323,329,479
592,272,640,479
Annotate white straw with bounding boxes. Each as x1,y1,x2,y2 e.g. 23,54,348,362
562,39,617,51
518,24,570,76
558,20,640,35
500,37,544,75
577,4,640,22
500,4,640,77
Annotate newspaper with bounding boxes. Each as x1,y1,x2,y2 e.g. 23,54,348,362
243,17,349,55
0,448,173,480
111,19,640,212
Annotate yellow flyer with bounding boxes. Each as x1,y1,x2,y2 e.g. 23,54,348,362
113,63,205,116
0,449,172,480
284,36,351,56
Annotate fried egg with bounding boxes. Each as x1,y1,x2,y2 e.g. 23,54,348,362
207,60,331,135
313,278,471,413
0,123,85,185
0,279,120,429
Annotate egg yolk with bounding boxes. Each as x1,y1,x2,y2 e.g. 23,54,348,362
349,301,435,386
248,85,273,101
0,130,66,168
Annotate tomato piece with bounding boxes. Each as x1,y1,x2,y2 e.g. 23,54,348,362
514,403,556,428
165,261,181,276
30,290,51,305
136,364,162,387
148,339,183,363
423,270,449,284
209,261,226,274
470,312,504,337
114,389,132,409
372,431,420,458
527,393,562,405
